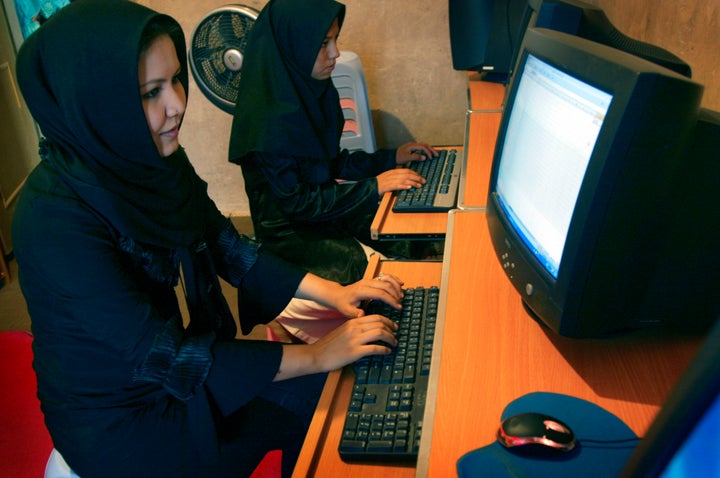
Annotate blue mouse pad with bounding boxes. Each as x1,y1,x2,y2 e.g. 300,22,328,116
457,392,639,478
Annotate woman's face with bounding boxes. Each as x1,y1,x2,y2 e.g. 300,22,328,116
311,17,341,80
138,34,186,157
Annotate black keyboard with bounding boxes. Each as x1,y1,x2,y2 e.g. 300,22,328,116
339,286,440,463
392,149,459,213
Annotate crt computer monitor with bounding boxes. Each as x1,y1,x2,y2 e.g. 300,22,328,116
620,317,720,477
448,0,534,83
485,27,704,338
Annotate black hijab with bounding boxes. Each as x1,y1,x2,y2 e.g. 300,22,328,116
228,0,347,164
16,0,208,249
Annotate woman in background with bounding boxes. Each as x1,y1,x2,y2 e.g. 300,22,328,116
13,1,403,476
229,0,438,286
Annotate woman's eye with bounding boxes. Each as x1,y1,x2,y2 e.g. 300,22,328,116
142,87,160,99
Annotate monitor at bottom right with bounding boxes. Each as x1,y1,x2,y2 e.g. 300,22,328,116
620,317,720,477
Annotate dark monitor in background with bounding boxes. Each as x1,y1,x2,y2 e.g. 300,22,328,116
485,28,707,338
448,0,533,83
620,317,720,477
521,0,692,78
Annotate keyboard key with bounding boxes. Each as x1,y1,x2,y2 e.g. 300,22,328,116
339,440,366,453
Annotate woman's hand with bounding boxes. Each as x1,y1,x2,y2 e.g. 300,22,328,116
306,314,399,371
294,273,404,318
376,168,426,195
275,314,399,380
395,142,438,165
333,273,404,318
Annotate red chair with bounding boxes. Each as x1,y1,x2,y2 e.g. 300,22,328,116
0,331,52,477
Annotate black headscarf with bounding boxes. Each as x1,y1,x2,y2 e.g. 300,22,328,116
228,0,347,163
16,0,208,249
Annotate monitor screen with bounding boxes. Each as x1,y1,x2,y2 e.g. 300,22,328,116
495,54,612,278
660,395,720,476
486,28,704,338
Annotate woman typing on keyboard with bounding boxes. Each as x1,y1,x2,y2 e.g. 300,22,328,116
229,0,437,288
13,1,405,477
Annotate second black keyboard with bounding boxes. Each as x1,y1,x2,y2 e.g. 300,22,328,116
338,286,440,463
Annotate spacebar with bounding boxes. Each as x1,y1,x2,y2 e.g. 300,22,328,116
366,440,394,452
339,440,366,453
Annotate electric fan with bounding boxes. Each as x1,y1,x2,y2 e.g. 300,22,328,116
188,5,259,114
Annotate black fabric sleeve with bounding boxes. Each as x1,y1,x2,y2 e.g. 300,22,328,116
334,148,397,180
253,151,382,223
236,250,307,335
207,217,261,288
205,338,283,417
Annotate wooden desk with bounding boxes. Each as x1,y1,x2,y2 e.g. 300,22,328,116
466,75,505,111
370,193,449,240
294,210,702,477
293,256,444,478
458,79,505,209
418,210,703,477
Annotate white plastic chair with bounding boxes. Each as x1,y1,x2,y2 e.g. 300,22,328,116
44,449,80,478
331,51,377,154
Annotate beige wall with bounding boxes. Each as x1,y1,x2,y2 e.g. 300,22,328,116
137,0,717,218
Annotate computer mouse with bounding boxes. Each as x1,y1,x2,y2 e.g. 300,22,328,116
497,412,577,453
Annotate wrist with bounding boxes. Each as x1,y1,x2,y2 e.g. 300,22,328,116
275,344,322,381
322,281,345,310
295,274,344,309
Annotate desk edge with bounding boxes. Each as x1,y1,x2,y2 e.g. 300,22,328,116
414,209,461,478
371,193,394,240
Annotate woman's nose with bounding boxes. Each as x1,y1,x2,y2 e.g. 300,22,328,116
328,40,340,60
167,84,187,117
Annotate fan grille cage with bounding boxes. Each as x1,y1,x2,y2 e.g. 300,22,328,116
189,6,258,113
